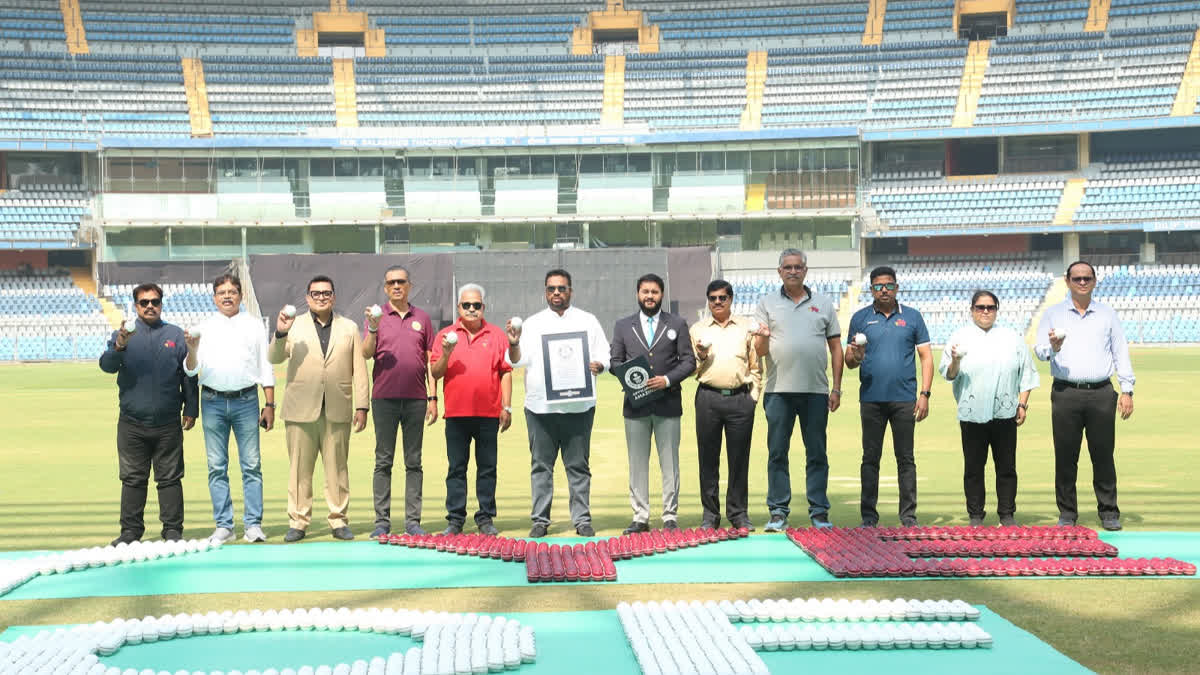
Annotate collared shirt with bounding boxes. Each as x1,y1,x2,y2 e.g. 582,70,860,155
754,285,841,394
691,314,761,399
846,303,930,402
939,323,1039,423
1034,297,1135,393
99,318,199,426
641,310,661,344
507,305,611,415
367,303,434,400
311,311,332,357
431,319,513,418
183,311,274,391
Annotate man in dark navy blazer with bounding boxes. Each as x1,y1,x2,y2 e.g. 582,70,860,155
610,273,696,534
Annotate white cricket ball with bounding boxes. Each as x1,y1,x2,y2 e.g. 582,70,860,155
444,332,459,345
509,317,522,330
1053,327,1068,340
123,319,137,333
369,304,383,319
854,333,867,346
955,343,968,357
697,337,711,349
747,319,760,334
282,304,297,319
187,325,202,339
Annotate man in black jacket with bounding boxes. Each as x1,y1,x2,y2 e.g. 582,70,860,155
611,273,696,534
99,282,198,545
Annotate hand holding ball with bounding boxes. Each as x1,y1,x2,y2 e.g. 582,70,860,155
277,305,298,334
854,333,868,346
953,343,967,359
506,317,523,345
185,326,202,347
443,332,459,348
123,319,137,334
282,305,297,319
509,316,523,330
369,304,383,319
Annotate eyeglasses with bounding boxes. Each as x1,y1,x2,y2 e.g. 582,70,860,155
308,290,333,299
214,289,239,297
546,285,570,294
871,283,899,292
460,301,483,311
781,265,806,272
1069,276,1095,284
136,298,162,308
385,279,409,286
973,304,998,312
707,294,730,303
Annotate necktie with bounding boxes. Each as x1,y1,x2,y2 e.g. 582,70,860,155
647,316,655,343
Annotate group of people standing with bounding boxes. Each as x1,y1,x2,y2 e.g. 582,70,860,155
99,255,1135,546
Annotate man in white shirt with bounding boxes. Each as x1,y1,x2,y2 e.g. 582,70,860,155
505,269,610,538
184,273,275,545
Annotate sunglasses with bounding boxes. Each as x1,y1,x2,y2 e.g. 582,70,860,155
546,285,570,294
707,294,730,303
1069,276,1095,283
871,283,899,292
308,290,333,299
385,279,409,286
136,298,162,308
973,304,998,312
460,301,483,311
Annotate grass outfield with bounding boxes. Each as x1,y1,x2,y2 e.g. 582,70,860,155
1,347,1199,673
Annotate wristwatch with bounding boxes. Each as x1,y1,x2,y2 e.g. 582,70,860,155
427,396,438,401
263,402,275,408
503,405,513,413
1017,403,1028,410
919,390,931,398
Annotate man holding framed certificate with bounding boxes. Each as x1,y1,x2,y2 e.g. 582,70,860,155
506,269,610,538
610,273,696,534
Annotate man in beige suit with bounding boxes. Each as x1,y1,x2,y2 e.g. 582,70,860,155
270,275,369,542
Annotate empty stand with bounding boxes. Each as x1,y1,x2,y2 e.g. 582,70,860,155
0,1,66,43
951,40,989,128
203,56,336,136
1171,28,1200,117
740,51,766,131
869,175,1065,230
0,267,110,361
181,57,213,137
0,184,90,248
1093,263,1200,343
645,2,867,41
1074,152,1200,223
625,51,744,130
1014,0,1089,27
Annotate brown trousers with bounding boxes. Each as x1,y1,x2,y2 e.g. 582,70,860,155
285,414,351,530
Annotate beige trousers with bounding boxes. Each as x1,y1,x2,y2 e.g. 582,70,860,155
285,414,351,530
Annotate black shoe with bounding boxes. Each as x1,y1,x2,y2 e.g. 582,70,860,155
576,523,595,537
284,528,306,542
700,517,719,530
478,521,500,536
622,521,649,535
529,523,549,538
442,523,463,535
405,523,427,536
901,517,919,527
729,518,754,532
662,520,678,531
1057,517,1076,527
999,515,1018,527
858,519,878,528
110,532,140,547
332,526,354,540
163,529,182,541
1101,517,1122,531
969,517,985,527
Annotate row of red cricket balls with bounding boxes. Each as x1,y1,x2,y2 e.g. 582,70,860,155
378,526,750,561
897,539,1119,558
874,525,1102,541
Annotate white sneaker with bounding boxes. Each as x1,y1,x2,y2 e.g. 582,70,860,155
243,525,267,543
208,527,235,545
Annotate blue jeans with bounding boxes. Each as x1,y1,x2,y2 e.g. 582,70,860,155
201,388,263,529
764,392,830,519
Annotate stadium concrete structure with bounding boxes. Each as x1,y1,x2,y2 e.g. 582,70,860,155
0,0,1198,355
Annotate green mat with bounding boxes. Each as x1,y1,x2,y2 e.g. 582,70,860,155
1,533,1195,601
0,606,1088,675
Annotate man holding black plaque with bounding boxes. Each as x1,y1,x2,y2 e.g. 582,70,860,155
610,273,696,534
506,269,610,538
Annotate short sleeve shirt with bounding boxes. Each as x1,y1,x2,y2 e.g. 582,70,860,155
754,286,841,394
846,303,930,402
367,304,434,400
431,320,513,418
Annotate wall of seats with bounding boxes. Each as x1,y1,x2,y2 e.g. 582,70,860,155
1093,264,1200,343
868,175,1065,231
0,184,90,248
0,269,109,361
725,272,852,319
1075,152,1200,223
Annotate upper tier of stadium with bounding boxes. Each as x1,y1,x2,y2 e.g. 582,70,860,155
0,0,1198,141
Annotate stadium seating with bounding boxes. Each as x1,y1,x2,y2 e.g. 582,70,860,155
1075,152,1200,222
104,282,227,330
204,56,336,135
1013,0,1090,26
625,52,745,129
0,268,110,361
646,3,867,41
0,3,65,42
1093,263,1200,343
855,258,1054,344
868,176,1065,230
726,272,852,319
0,184,90,248
884,0,955,33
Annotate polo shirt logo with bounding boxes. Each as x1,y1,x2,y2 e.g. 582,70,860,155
411,321,422,331
164,340,175,348
810,306,820,313
896,319,907,327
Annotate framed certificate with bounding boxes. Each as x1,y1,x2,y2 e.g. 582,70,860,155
541,331,595,404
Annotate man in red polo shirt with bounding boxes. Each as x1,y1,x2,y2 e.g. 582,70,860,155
363,265,439,539
430,283,513,535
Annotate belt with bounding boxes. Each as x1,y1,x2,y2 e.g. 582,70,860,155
699,383,750,396
1053,379,1111,390
203,385,257,398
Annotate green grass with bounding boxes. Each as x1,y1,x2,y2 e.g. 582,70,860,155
1,348,1198,673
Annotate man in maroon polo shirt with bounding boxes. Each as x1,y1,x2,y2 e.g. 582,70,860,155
430,283,513,535
363,264,439,538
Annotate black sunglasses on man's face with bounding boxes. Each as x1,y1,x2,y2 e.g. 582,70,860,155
137,298,162,307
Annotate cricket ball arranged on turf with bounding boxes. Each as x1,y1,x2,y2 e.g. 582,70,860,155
369,304,383,319
854,333,868,346
444,332,459,345
123,319,137,334
282,304,297,319
509,316,523,330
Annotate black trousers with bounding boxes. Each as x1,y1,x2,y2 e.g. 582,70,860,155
860,401,918,524
444,416,500,527
694,387,755,524
1051,382,1119,520
959,417,1018,520
116,416,184,538
372,397,428,530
